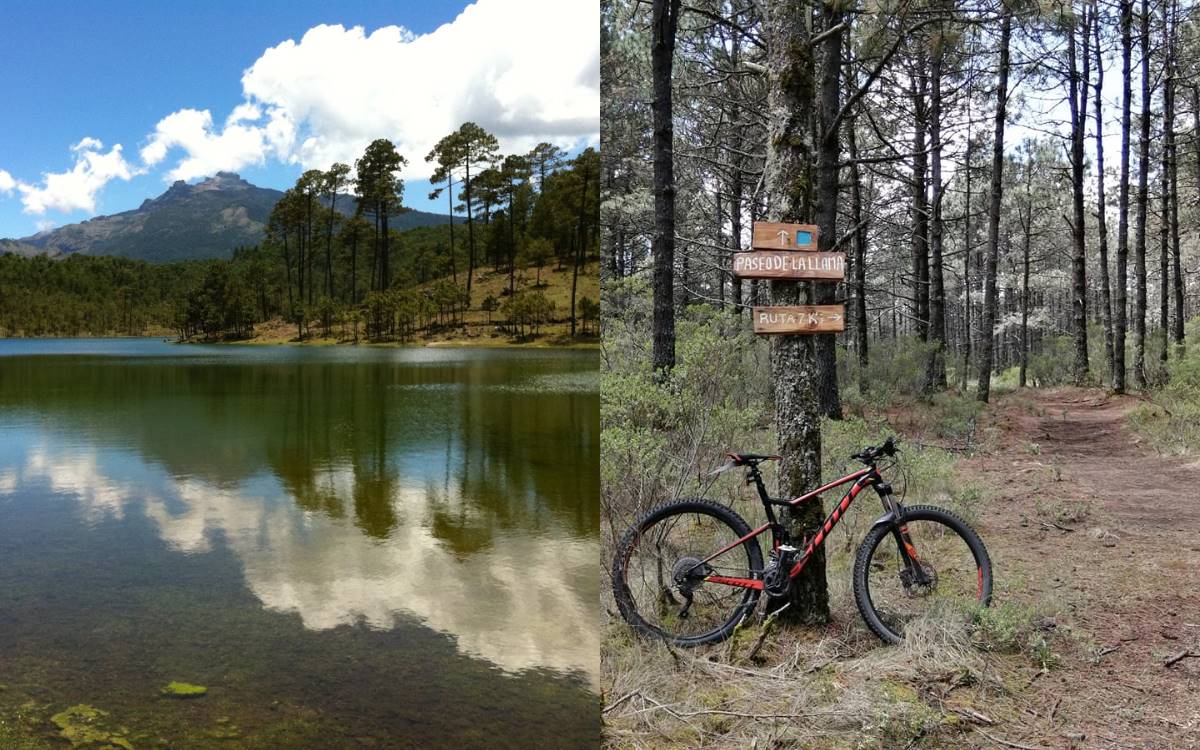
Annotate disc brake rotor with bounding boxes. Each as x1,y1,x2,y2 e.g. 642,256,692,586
900,562,938,598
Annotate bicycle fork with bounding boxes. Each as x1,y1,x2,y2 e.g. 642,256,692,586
874,483,931,587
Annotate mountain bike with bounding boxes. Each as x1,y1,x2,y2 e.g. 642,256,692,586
610,437,992,646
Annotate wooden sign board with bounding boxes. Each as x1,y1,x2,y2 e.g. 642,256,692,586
732,251,844,280
751,222,819,251
752,305,845,334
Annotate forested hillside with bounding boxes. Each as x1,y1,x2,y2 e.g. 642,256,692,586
0,254,206,336
603,0,1199,397
0,124,600,345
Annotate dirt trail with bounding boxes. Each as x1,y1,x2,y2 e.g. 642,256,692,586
963,387,1200,749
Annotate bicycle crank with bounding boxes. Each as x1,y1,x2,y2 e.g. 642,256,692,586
763,546,798,598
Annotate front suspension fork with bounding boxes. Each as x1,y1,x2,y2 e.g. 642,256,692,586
879,487,929,585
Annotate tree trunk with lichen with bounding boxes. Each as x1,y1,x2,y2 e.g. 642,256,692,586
763,0,829,625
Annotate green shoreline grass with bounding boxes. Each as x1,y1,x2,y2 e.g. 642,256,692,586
208,337,600,350
0,332,599,349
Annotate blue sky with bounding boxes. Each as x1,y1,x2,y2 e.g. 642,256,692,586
0,0,599,239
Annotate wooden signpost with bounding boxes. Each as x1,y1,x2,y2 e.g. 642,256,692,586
752,305,845,334
736,221,844,335
732,251,844,280
751,222,819,251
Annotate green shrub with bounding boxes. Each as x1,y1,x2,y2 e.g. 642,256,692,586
1129,315,1200,455
840,335,939,407
602,294,769,530
973,601,1061,669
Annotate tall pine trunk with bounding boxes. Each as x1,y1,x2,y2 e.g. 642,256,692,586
961,98,973,392
1019,161,1032,388
925,26,947,394
1067,13,1090,384
1133,0,1150,390
650,0,680,375
728,29,744,311
1092,4,1114,382
1167,2,1184,354
977,14,1011,404
1114,0,1133,394
846,98,869,393
814,3,843,420
911,56,930,343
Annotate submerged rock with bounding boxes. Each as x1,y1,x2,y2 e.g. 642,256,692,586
160,682,207,699
50,704,134,749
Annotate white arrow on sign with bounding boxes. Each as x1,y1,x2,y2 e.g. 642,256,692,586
776,229,790,246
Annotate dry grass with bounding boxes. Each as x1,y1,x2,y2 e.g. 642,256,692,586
601,609,1046,750
236,261,600,347
602,394,1086,750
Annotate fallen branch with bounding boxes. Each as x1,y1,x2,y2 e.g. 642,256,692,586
976,729,1052,750
1047,695,1062,721
1040,521,1074,533
1163,649,1200,667
952,707,995,725
603,690,640,714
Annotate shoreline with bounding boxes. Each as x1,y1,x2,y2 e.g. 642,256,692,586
0,334,599,350
203,336,600,350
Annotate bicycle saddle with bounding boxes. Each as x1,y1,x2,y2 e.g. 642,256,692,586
725,452,781,466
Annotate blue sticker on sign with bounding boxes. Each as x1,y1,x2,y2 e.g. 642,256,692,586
795,230,813,246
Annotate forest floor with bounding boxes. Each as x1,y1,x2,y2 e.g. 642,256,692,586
226,261,600,349
952,386,1200,748
602,386,1200,749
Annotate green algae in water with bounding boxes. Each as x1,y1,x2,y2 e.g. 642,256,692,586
160,682,207,699
50,704,134,749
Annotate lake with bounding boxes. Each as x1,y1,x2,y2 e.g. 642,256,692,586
0,339,599,748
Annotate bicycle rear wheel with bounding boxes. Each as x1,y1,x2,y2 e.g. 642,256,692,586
611,499,764,647
853,505,992,644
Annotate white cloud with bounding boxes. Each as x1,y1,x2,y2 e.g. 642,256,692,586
226,102,262,126
71,136,104,152
145,0,599,181
7,0,599,220
141,108,269,181
17,139,139,215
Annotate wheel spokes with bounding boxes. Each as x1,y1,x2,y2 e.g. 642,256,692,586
623,511,759,640
866,519,984,638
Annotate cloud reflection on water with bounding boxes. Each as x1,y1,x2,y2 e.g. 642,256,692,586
4,443,599,685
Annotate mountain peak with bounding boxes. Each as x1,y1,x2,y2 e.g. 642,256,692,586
195,172,250,192
5,173,453,264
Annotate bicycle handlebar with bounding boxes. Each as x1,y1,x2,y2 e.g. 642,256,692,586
852,436,898,465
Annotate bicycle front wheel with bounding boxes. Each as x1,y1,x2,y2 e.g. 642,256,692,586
853,505,992,644
611,499,764,647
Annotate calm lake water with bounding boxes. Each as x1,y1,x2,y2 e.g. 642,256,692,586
0,339,599,748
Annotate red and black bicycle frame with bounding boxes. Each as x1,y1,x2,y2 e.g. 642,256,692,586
698,461,924,591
